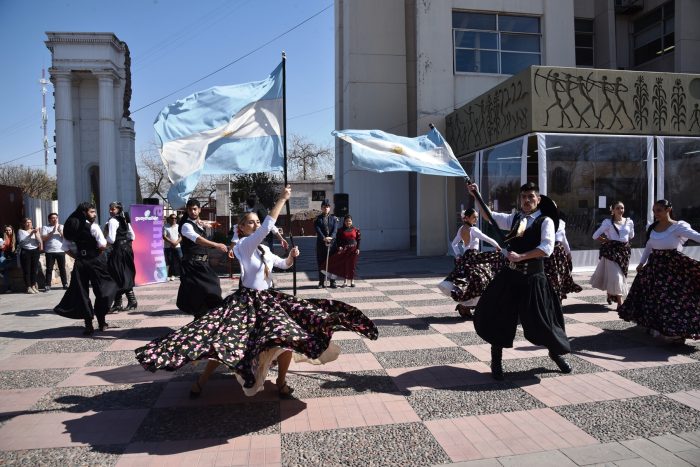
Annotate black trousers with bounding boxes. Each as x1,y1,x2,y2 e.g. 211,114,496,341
20,248,40,287
164,248,182,277
45,252,68,287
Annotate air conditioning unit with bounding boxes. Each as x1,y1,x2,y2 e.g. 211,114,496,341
615,0,643,14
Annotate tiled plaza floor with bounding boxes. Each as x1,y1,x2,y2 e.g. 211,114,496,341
0,250,698,466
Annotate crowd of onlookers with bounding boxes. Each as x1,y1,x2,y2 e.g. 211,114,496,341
1,212,69,294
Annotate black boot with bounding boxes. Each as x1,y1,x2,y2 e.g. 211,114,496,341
549,352,572,373
110,294,123,313
123,290,138,311
490,346,504,380
83,319,94,336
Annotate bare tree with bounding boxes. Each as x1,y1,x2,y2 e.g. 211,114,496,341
289,135,333,180
0,165,56,199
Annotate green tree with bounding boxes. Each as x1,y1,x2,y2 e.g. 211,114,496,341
230,173,282,214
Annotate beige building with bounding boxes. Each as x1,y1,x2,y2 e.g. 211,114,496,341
335,0,700,262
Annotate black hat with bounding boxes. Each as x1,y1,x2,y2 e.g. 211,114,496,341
539,195,560,232
321,199,331,207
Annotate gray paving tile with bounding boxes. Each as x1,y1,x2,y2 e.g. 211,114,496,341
284,369,399,399
123,326,176,340
617,363,700,393
574,295,612,305
504,354,605,380
31,383,167,412
569,330,645,352
675,449,700,466
87,350,140,366
499,449,578,466
554,396,700,442
444,332,489,346
560,442,638,465
399,299,456,307
373,316,437,337
375,347,477,369
362,307,410,318
18,338,114,354
650,433,700,453
0,445,124,466
678,431,700,448
282,422,450,466
405,383,545,421
0,368,75,389
621,438,695,466
133,403,279,441
333,338,370,354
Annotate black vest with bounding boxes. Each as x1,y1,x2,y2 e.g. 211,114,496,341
507,214,547,254
180,220,207,256
114,217,130,243
75,222,99,255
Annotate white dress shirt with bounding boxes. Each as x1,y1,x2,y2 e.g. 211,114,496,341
234,216,291,290
490,209,555,256
180,221,205,243
41,224,65,253
163,224,181,248
106,218,136,244
451,226,500,256
592,218,635,243
555,220,572,255
639,221,700,265
62,222,108,253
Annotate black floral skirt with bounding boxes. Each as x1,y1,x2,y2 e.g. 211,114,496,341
544,242,582,301
135,287,379,393
443,250,506,303
618,249,700,339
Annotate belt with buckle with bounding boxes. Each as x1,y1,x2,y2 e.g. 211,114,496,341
78,249,99,258
186,254,209,262
507,259,544,275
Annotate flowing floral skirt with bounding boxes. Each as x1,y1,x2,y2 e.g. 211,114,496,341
618,249,700,339
135,287,379,395
544,242,583,301
438,250,506,305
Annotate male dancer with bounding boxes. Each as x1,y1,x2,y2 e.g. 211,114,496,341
314,199,339,288
54,202,117,335
177,198,229,318
467,182,572,380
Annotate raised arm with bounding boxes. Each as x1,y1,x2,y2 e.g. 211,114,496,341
471,226,501,251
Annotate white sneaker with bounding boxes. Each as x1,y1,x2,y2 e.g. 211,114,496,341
26,287,34,294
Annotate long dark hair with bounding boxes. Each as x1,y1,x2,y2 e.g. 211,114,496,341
609,201,624,236
109,201,131,224
646,199,674,241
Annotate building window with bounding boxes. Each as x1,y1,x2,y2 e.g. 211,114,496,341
311,190,326,202
632,1,674,66
452,11,541,75
574,18,594,67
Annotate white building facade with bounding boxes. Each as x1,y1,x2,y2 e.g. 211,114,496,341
46,32,138,223
335,0,700,256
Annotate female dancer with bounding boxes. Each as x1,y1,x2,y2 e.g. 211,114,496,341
105,202,137,311
437,208,503,318
545,218,582,302
590,201,634,307
136,186,378,398
324,214,361,287
618,199,700,341
17,218,43,294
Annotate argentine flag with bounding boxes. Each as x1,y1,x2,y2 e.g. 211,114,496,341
155,64,284,207
332,127,466,177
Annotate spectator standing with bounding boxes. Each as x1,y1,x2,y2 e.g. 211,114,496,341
163,214,182,280
41,212,68,291
17,218,42,294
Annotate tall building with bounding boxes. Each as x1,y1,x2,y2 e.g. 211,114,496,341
335,0,700,264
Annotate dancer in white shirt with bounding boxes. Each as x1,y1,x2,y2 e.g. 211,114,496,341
618,199,700,342
591,201,635,307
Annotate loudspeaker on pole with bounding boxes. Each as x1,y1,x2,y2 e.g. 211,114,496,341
333,193,349,217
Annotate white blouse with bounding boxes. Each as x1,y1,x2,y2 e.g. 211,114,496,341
106,218,135,244
490,209,555,256
17,229,41,250
234,216,291,290
639,221,700,265
451,225,500,256
592,218,635,243
555,220,572,255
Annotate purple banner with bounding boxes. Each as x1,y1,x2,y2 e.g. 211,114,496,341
130,204,168,286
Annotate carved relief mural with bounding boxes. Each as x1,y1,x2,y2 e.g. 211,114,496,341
447,66,700,155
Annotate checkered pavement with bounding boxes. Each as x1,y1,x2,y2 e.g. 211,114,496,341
0,259,698,466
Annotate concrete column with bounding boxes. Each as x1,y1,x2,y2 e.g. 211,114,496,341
96,71,117,222
51,70,77,220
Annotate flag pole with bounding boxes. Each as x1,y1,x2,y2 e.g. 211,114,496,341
428,123,506,245
282,51,297,295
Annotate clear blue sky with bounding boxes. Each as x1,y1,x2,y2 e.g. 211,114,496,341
0,0,335,176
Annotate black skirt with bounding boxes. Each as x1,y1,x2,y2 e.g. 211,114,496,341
177,258,223,318
54,254,117,320
136,287,379,392
474,266,570,354
544,243,582,301
107,242,136,292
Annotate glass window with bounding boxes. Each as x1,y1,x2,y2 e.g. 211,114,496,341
632,1,674,66
663,138,700,246
480,139,524,239
544,135,649,250
453,11,540,75
311,190,326,201
575,18,594,68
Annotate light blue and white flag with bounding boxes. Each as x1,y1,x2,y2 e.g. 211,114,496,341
332,127,466,177
155,64,284,207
